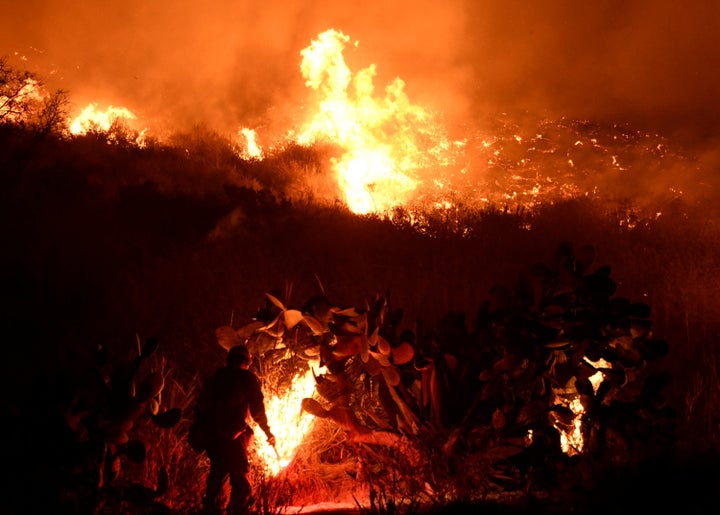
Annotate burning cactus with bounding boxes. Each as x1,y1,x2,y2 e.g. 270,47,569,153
217,242,675,502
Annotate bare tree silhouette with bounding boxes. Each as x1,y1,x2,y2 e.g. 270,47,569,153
0,57,68,136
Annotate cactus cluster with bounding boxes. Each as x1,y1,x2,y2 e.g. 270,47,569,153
218,242,675,498
57,336,181,512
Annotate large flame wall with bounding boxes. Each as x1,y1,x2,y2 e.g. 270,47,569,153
3,1,719,141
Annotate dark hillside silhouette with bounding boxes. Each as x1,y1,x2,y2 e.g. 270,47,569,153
1,123,719,513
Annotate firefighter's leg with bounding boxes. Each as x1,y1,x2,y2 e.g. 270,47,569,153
227,440,252,515
204,450,230,514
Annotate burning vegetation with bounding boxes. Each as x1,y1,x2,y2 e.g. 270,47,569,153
0,57,68,136
55,28,698,226
217,242,675,508
2,25,720,515
13,242,677,514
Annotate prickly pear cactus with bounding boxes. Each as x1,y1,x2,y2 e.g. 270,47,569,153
219,242,675,497
61,336,181,511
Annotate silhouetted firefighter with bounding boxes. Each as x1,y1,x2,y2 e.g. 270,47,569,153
189,344,276,515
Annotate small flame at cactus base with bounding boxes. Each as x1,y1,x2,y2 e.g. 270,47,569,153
251,367,319,476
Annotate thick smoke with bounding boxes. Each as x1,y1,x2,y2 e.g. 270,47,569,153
1,0,466,137
3,0,719,143
462,1,720,145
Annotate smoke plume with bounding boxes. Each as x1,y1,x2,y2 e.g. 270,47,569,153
3,1,718,143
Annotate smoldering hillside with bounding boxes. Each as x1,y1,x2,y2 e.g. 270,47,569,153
4,4,720,512
2,122,719,460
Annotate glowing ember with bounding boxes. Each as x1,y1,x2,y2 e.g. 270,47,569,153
295,29,462,214
252,367,319,476
559,396,585,455
587,358,609,393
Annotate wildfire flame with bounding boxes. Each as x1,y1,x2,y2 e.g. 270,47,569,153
60,30,678,221
238,128,264,160
293,29,463,214
68,103,147,146
252,367,319,475
69,103,137,134
554,358,609,456
558,396,586,456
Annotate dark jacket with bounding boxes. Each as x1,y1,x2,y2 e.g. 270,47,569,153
194,366,271,443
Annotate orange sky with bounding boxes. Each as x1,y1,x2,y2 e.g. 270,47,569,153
3,1,719,142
